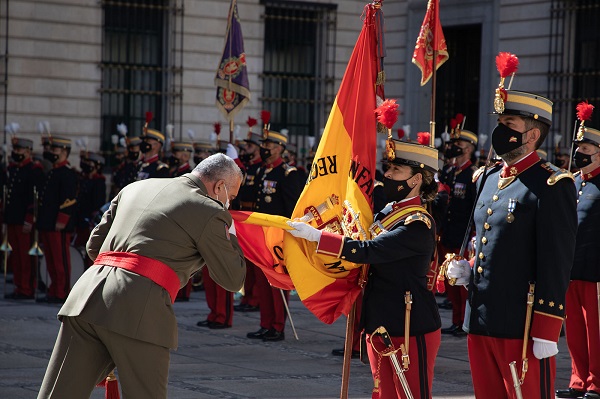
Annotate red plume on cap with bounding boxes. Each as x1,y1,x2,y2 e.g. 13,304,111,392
576,101,595,141
495,52,519,78
214,122,221,136
246,117,257,128
397,128,405,139
455,113,464,125
375,99,400,130
576,101,594,122
494,52,519,114
417,132,431,146
144,111,153,134
449,118,458,130
261,110,271,126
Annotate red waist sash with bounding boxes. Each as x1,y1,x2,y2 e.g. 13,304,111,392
94,251,180,303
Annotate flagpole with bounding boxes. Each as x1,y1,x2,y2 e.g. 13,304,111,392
430,49,437,148
228,0,235,143
340,302,356,399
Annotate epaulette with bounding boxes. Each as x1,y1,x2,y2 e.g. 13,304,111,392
540,162,574,185
374,180,384,188
472,166,486,183
573,170,582,178
404,211,432,229
282,163,297,176
472,162,502,183
157,162,169,171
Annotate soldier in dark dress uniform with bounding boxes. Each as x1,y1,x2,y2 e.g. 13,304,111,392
111,136,141,198
288,139,442,399
169,141,193,178
193,141,216,166
245,129,303,342
3,138,44,299
447,89,577,398
36,136,78,303
137,129,169,180
438,129,478,337
74,152,106,268
233,131,264,313
556,123,600,399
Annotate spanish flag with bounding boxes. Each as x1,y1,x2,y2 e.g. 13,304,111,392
284,2,380,324
232,3,380,324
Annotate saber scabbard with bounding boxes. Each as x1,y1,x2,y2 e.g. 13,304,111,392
371,326,414,399
520,283,535,384
509,361,524,399
403,291,412,370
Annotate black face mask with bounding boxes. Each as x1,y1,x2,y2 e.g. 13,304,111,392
43,151,59,163
383,176,413,203
139,141,152,154
492,123,525,156
168,155,180,167
573,151,596,169
259,148,272,161
444,144,463,159
80,163,94,174
240,153,253,164
127,151,140,161
11,151,25,163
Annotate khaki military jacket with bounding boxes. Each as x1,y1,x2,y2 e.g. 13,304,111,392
58,173,246,349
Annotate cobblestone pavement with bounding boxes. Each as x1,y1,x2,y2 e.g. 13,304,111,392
0,281,571,398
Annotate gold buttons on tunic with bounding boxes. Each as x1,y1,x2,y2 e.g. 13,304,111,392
582,182,586,187
481,237,487,244
477,266,483,274
487,208,493,215
478,252,484,260
492,195,499,201
484,222,490,230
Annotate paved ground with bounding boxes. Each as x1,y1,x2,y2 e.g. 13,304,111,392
0,280,571,398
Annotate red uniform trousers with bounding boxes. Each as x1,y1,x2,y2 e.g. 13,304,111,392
565,280,600,393
439,244,468,326
239,258,259,307
40,231,72,299
366,329,441,399
176,280,192,300
254,264,287,332
7,224,36,296
468,334,556,399
201,268,234,326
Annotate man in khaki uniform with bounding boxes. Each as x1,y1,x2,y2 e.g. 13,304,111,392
38,153,246,399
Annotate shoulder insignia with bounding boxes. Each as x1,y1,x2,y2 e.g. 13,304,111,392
282,163,297,176
374,179,384,188
157,162,169,171
472,166,486,183
573,170,582,178
540,162,574,185
404,212,432,229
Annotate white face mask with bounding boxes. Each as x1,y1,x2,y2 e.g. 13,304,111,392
214,183,230,209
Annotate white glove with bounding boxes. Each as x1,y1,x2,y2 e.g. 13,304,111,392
286,221,322,243
228,220,236,236
226,143,239,160
446,259,471,286
532,338,558,359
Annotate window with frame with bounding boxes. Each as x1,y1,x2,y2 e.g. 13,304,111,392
261,1,337,158
100,0,182,165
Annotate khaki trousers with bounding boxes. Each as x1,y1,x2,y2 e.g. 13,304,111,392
38,316,170,399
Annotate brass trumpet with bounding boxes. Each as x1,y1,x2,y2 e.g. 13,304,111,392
28,187,43,257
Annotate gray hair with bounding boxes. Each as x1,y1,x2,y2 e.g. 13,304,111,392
192,153,242,183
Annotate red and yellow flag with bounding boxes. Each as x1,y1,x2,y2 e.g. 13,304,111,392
412,0,449,86
232,3,380,324
282,3,380,324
